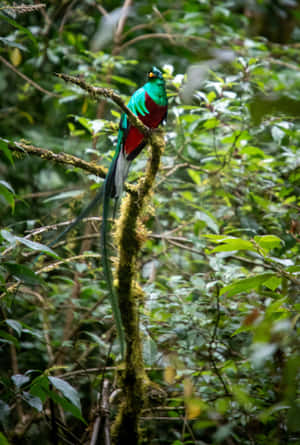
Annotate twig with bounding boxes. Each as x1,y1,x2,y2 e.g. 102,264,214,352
36,253,101,274
94,2,108,16
153,6,175,44
90,379,111,445
119,32,207,52
167,239,205,257
0,55,59,97
268,57,300,71
121,22,156,40
58,367,164,379
155,162,188,187
59,0,78,33
27,217,102,236
114,0,132,45
103,384,111,445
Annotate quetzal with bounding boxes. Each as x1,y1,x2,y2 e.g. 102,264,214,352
102,66,168,357
34,67,167,358
105,66,168,200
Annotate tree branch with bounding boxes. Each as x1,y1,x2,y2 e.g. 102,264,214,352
118,32,208,52
0,55,59,97
111,129,166,443
8,141,106,177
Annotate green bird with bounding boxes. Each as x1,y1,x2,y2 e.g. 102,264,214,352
102,66,168,358
34,67,167,358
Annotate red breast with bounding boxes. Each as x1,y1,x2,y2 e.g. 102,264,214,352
124,93,167,156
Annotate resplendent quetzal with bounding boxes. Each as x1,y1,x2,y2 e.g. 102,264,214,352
104,66,168,200
102,66,167,357
34,67,167,358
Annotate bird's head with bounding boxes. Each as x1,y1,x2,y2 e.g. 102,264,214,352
148,67,164,85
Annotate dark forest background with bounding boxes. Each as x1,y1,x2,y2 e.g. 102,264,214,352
0,1,299,444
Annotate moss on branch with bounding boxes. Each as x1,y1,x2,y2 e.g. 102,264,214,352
111,129,165,444
8,141,106,178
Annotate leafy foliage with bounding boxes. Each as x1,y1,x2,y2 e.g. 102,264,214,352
0,0,299,444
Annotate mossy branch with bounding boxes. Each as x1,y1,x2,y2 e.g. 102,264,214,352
6,74,154,179
111,129,165,444
7,141,106,178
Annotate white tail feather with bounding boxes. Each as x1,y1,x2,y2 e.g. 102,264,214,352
114,150,130,198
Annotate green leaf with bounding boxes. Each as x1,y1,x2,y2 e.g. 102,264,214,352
22,392,43,412
0,13,38,52
241,145,265,159
195,211,219,233
111,75,137,87
0,184,14,211
251,342,277,367
0,138,14,165
203,118,219,129
187,169,201,185
14,236,58,257
12,374,30,388
0,330,19,347
263,275,282,291
48,376,81,410
203,235,233,242
211,238,254,253
0,229,16,244
286,265,300,273
1,230,57,256
49,390,86,423
30,375,49,403
0,180,14,194
3,263,44,285
271,126,285,144
5,319,22,336
231,385,253,409
220,273,275,297
85,332,108,351
254,235,282,251
0,432,10,445
143,335,158,366
111,110,121,119
43,189,83,203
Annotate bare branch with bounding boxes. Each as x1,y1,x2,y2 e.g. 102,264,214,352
118,32,207,52
36,253,101,274
94,2,108,16
114,0,132,45
0,55,59,97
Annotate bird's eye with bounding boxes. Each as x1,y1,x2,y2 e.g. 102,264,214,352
148,72,156,78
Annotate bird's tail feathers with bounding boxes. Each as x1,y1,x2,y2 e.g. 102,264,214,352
101,161,126,359
113,148,131,199
33,185,104,265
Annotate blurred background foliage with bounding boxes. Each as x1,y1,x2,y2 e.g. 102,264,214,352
0,0,299,444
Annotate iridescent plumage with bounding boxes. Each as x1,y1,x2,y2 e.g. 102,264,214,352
102,67,168,357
